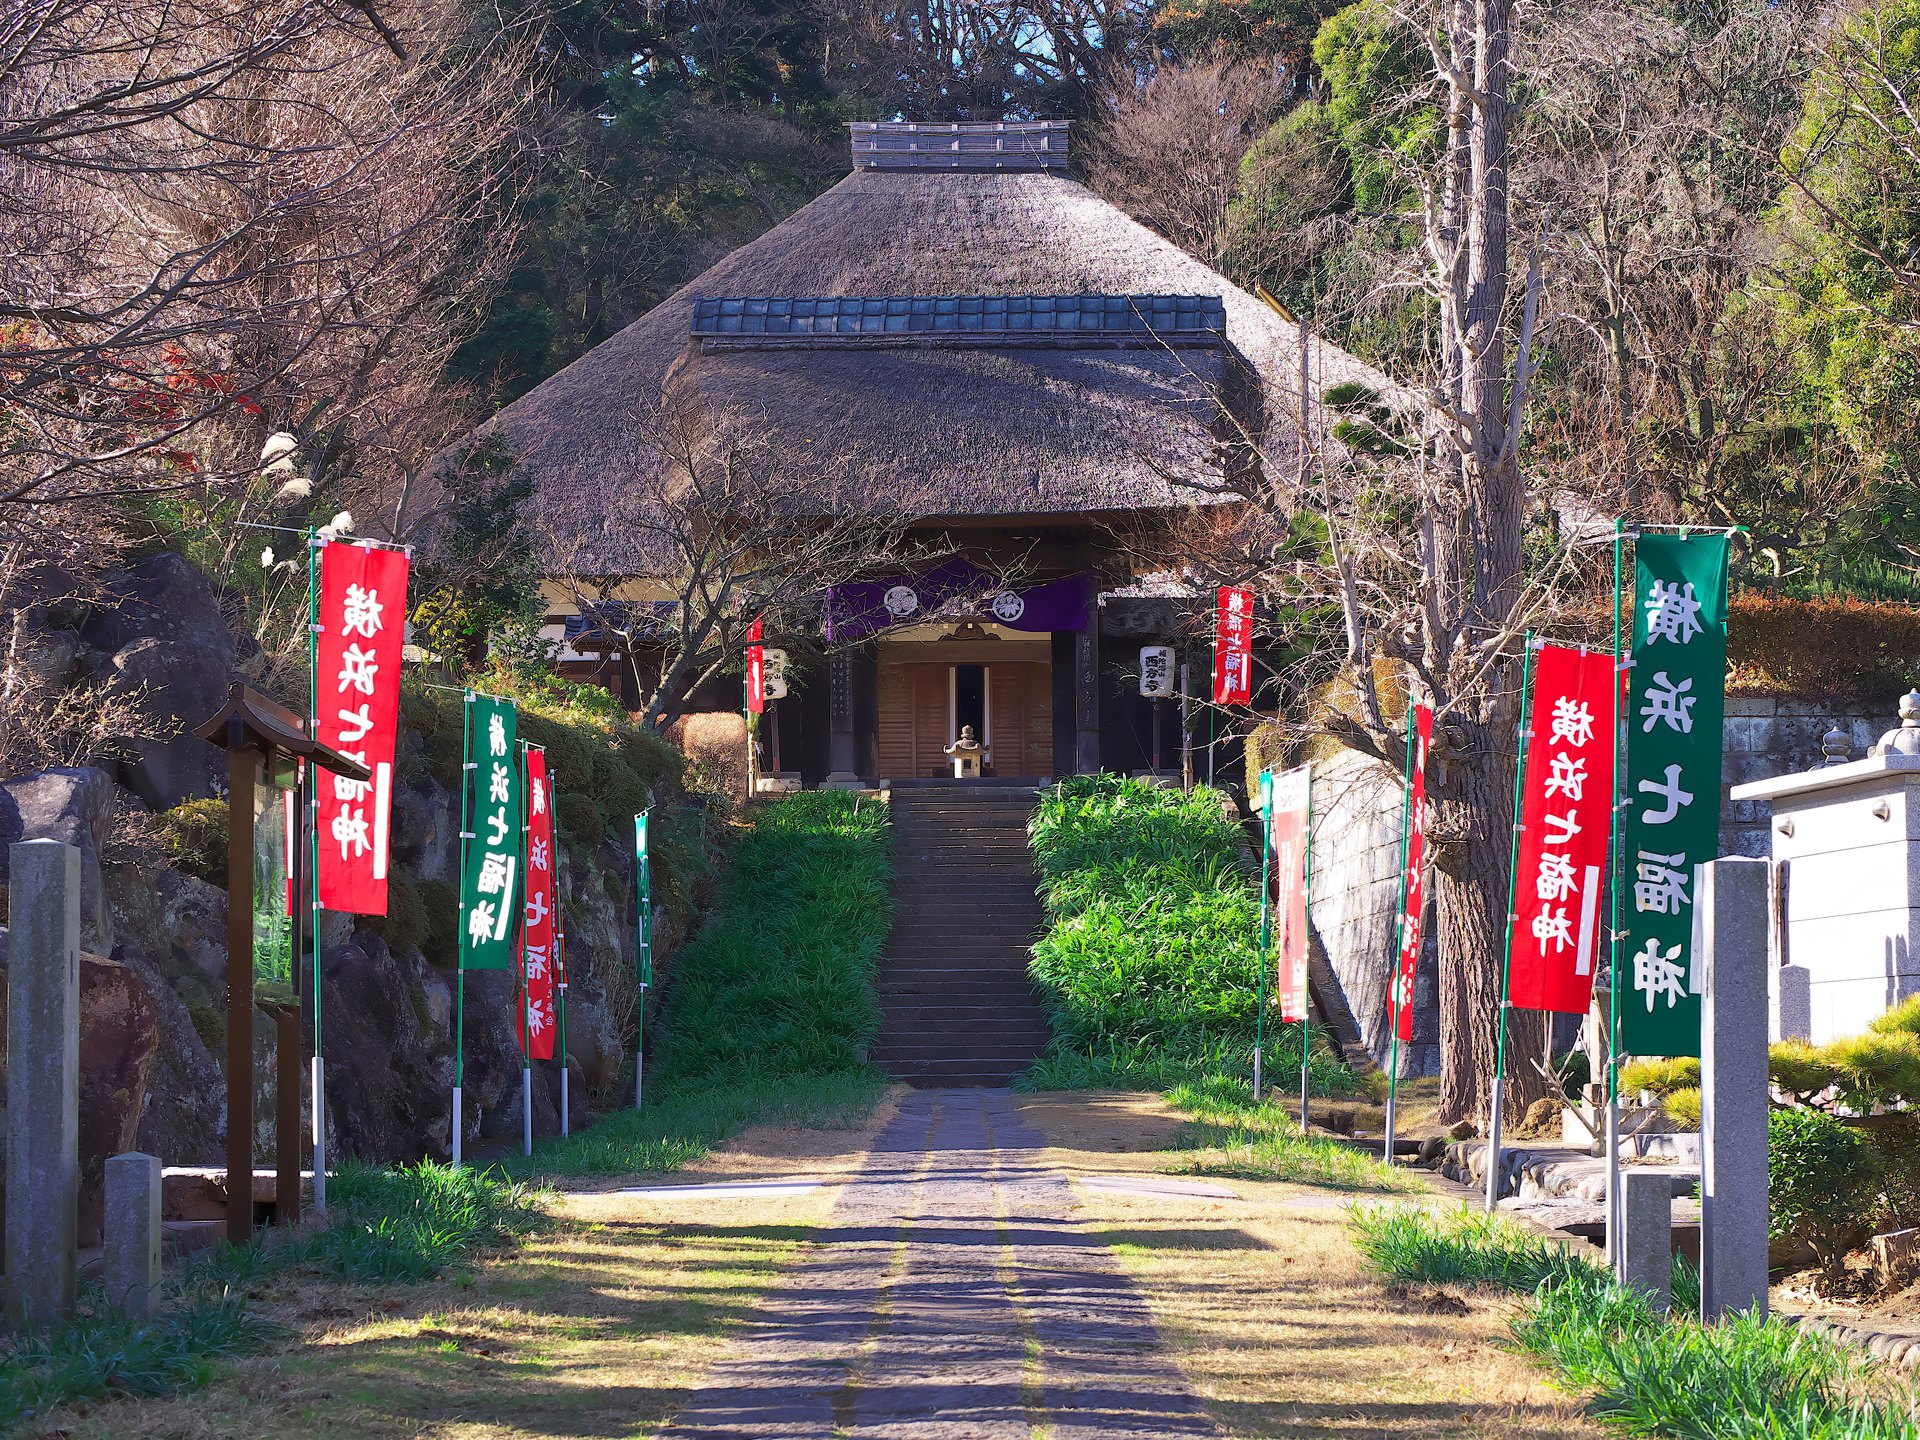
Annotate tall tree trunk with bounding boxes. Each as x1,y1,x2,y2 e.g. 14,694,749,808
1433,0,1536,1125
1434,681,1547,1124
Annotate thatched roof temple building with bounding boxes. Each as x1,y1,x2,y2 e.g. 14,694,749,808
481,120,1401,786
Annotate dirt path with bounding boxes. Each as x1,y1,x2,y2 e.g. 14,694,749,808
658,1087,1218,1438
42,1088,1604,1440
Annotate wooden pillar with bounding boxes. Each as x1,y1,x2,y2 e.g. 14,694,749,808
1074,624,1100,775
826,648,860,785
225,741,261,1246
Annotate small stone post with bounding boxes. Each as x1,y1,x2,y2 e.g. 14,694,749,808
7,839,81,1328
1621,1169,1673,1315
1700,856,1770,1320
104,1153,162,1319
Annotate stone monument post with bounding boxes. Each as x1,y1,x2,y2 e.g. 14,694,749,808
104,1152,162,1319
1621,1169,1673,1315
6,839,81,1328
1699,855,1770,1320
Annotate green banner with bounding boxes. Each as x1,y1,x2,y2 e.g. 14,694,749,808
634,811,653,989
1619,532,1730,1056
460,694,521,970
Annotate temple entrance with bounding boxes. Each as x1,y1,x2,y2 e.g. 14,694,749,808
876,628,1053,780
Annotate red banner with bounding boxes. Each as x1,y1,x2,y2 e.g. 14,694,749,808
1270,764,1311,1022
314,542,408,915
1392,704,1434,1042
745,616,765,715
517,746,557,1060
1508,645,1617,1014
1213,586,1254,705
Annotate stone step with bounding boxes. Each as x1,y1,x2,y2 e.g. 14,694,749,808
877,1026,1052,1047
878,1005,1048,1027
880,1062,1037,1087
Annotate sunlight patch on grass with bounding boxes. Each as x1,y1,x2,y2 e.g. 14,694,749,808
1164,1075,1422,1193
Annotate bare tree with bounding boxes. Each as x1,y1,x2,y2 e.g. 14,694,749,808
1084,59,1288,272
533,398,943,732
1,0,536,569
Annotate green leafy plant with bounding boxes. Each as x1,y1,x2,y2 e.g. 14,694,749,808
156,797,228,884
650,791,890,1088
1022,775,1356,1095
0,1291,278,1430
1770,1107,1884,1278
1350,1204,1587,1289
1353,1207,1917,1439
1618,1056,1700,1097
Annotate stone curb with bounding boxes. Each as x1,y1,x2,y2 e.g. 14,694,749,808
1790,1314,1920,1369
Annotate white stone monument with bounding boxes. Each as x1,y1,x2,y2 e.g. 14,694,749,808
1729,691,1920,1043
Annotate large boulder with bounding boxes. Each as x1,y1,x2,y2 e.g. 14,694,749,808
107,862,228,986
97,637,237,809
0,932,162,1248
0,767,118,955
318,931,459,1161
82,552,236,663
124,946,226,1167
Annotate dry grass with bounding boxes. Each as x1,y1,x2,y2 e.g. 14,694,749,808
27,1100,900,1440
1020,1090,1608,1440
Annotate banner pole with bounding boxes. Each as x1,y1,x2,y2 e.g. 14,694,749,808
1386,700,1416,1166
305,533,327,1214
1607,520,1627,1270
1301,764,1314,1131
1255,771,1271,1102
1486,634,1536,1212
453,692,471,1170
520,740,533,1158
635,811,651,1111
558,899,570,1138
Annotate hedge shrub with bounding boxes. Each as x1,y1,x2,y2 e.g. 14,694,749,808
1769,1107,1883,1276
1726,595,1920,701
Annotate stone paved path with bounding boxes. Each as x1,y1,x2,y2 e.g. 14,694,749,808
657,1088,1220,1439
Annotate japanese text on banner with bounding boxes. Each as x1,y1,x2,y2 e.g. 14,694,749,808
745,617,765,715
314,543,409,915
459,695,521,970
1620,533,1730,1057
1269,764,1311,1023
1508,645,1617,1015
518,747,557,1059
1392,705,1434,1042
1213,586,1254,706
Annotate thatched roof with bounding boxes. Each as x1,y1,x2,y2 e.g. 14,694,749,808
475,165,1409,574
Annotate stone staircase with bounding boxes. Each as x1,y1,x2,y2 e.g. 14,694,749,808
872,786,1052,1086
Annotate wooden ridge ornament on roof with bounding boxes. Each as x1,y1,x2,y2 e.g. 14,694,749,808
850,120,1070,171
689,294,1227,350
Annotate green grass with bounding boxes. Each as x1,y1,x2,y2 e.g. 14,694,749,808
185,1159,548,1292
1350,1206,1920,1438
1020,774,1357,1095
504,1070,891,1180
1350,1202,1589,1288
0,1289,278,1431
1165,1076,1418,1191
650,791,891,1088
496,790,895,1184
